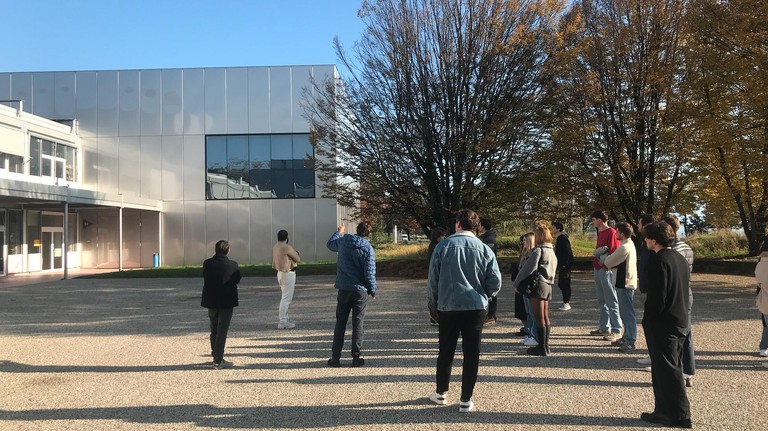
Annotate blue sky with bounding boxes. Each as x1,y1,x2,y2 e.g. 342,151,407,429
0,0,367,72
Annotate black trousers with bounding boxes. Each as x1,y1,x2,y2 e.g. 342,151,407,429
487,296,498,319
208,307,234,364
643,322,691,421
331,289,369,359
558,267,572,303
436,309,487,401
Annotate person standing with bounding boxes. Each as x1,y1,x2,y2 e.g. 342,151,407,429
755,240,768,366
201,240,242,369
635,214,655,368
589,210,623,341
427,209,502,413
272,229,301,329
512,223,557,356
326,222,377,367
427,227,447,326
515,232,538,346
479,218,500,324
601,222,638,352
552,221,575,311
640,221,692,429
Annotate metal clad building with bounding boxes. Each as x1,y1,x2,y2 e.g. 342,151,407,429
0,65,345,275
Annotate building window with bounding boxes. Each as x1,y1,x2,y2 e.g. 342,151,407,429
29,136,77,181
0,152,24,173
205,134,315,200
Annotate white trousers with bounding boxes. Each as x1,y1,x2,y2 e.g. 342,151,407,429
277,271,296,323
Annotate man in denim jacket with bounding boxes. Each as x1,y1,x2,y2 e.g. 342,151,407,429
427,209,502,413
326,222,377,368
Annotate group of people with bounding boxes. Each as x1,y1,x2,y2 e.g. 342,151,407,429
199,208,699,428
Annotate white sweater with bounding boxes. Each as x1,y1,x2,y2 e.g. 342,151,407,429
602,238,637,290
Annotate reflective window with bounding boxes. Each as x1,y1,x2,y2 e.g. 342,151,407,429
8,210,23,255
28,136,77,181
205,134,314,200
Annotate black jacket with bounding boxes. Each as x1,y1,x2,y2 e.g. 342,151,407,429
480,230,498,255
642,248,690,334
554,233,574,269
201,253,242,309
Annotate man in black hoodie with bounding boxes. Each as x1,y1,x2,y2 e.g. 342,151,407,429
201,240,242,369
479,218,499,324
552,222,574,311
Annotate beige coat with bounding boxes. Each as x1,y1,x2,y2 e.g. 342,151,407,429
272,241,300,272
602,238,637,290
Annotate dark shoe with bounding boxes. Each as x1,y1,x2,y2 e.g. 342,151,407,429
515,327,528,337
685,376,693,388
641,412,693,429
590,328,610,336
610,339,624,347
429,318,439,326
327,358,340,368
527,326,547,356
351,357,365,367
484,316,497,325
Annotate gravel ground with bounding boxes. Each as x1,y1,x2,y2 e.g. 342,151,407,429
1,272,767,430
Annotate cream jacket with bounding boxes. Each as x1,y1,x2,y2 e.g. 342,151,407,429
602,238,637,290
272,241,300,272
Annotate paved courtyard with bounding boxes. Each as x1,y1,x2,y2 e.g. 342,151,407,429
1,272,766,430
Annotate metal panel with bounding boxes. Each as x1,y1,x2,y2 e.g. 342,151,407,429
205,200,228,256
294,199,317,261
227,200,250,263
183,200,207,265
0,73,10,100
118,136,141,196
10,73,32,113
162,201,184,265
249,200,273,263
204,68,226,134
226,67,248,134
183,135,205,200
162,69,183,135
118,70,141,136
97,71,119,136
139,210,160,267
269,67,292,132
161,135,184,200
291,66,312,132
182,69,205,135
78,209,99,268
54,72,76,119
140,136,162,200
248,67,270,133
32,73,55,118
122,209,142,268
316,198,339,261
271,199,294,261
80,137,99,190
140,69,162,135
75,72,98,137
98,137,119,193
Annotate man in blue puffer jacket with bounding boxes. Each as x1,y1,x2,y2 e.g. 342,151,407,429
326,222,377,367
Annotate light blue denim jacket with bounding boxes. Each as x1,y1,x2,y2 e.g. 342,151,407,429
427,231,502,312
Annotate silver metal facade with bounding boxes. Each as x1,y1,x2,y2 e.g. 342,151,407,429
0,66,341,266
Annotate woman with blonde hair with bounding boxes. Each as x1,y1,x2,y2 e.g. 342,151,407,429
514,232,537,346
513,223,558,356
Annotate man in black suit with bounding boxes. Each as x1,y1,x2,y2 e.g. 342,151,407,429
201,240,242,369
640,221,692,429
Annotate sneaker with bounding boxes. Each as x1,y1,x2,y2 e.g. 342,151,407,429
484,317,497,325
558,303,572,311
429,391,447,405
459,399,474,413
760,349,768,357
429,318,439,326
603,332,622,342
684,375,693,388
590,329,610,336
643,365,652,372
515,328,528,337
519,336,531,344
351,357,365,367
636,356,652,365
523,337,538,346
212,359,233,369
610,339,624,347
327,358,341,367
619,344,636,353
277,321,296,329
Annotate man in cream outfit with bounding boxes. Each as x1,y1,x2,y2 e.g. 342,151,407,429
273,229,301,329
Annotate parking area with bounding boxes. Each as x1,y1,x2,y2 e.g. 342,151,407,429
1,272,766,430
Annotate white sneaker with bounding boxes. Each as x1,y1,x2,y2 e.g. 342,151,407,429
277,321,296,329
523,337,538,346
558,303,572,311
459,399,474,413
643,365,652,372
429,391,447,405
520,336,531,344
759,348,768,357
636,356,652,365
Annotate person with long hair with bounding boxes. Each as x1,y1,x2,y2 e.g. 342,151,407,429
513,223,558,356
515,232,538,346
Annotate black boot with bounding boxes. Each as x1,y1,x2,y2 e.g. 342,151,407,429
545,325,551,355
526,326,547,356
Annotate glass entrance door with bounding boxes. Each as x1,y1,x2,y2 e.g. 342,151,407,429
0,230,5,276
42,231,63,271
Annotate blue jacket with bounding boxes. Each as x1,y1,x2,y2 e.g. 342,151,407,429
327,231,377,296
427,231,502,312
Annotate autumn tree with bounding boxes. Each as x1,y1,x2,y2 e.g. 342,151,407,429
682,0,768,254
544,0,696,226
304,0,565,234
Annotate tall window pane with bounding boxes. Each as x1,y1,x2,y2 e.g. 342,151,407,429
206,136,227,199
249,135,272,198
29,137,40,176
226,135,249,199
